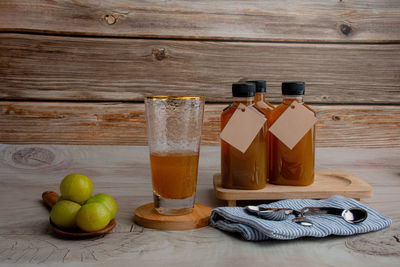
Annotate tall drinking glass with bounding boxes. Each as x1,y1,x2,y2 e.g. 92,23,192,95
145,96,205,215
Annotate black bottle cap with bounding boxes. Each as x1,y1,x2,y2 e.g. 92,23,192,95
232,82,256,97
247,80,267,93
282,82,305,95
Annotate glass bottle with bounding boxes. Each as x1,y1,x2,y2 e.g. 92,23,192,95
248,80,275,114
248,80,274,183
269,82,315,186
221,82,267,189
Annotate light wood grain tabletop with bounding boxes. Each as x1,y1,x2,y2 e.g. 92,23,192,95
0,145,399,266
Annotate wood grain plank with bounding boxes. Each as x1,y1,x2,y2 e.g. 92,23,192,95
1,34,399,103
1,101,399,147
1,0,399,42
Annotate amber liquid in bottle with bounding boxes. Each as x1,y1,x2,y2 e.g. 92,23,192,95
254,92,274,114
221,97,267,189
254,91,274,183
269,96,315,186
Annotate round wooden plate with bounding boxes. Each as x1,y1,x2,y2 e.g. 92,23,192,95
42,191,117,238
134,203,212,230
49,218,116,238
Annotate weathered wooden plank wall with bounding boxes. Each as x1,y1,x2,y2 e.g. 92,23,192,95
1,102,399,147
1,34,399,103
0,0,399,147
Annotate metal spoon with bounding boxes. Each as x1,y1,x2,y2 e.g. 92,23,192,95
301,207,368,224
291,213,314,227
245,206,293,220
245,206,313,226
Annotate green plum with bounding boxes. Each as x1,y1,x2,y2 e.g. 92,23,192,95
50,200,81,229
76,202,111,232
86,193,118,219
60,173,93,203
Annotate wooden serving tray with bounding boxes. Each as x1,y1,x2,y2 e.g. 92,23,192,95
213,170,373,206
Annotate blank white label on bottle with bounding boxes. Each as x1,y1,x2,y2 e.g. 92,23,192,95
220,104,266,153
269,101,317,150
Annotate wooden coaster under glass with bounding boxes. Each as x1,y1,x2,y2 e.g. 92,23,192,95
134,203,212,230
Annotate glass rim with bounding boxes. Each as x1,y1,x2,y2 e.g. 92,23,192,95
145,96,204,101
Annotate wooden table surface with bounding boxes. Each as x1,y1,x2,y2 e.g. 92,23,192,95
0,144,399,266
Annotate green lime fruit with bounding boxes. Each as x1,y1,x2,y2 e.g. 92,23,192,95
60,173,93,203
86,193,118,219
50,200,81,229
76,202,111,232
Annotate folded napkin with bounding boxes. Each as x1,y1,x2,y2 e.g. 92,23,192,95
210,195,392,241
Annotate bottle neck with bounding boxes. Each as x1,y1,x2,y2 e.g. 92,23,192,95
255,92,265,102
282,95,304,105
233,96,254,106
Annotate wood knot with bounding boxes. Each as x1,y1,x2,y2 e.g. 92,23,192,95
340,24,352,35
12,147,55,167
104,14,117,25
332,115,341,121
345,223,400,257
152,48,167,61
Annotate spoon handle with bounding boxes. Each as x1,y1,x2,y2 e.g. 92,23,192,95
301,207,343,216
42,191,60,209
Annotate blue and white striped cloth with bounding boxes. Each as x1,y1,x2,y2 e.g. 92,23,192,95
210,196,392,241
